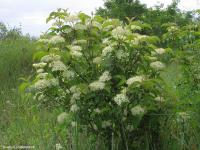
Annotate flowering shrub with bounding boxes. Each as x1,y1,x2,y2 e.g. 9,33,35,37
30,9,174,148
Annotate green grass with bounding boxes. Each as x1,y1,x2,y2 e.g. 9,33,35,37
0,37,59,149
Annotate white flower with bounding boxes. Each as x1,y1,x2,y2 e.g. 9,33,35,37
33,78,59,91
102,46,113,56
102,120,111,128
36,69,44,74
66,15,79,22
89,81,105,91
154,96,165,102
116,50,129,59
70,45,82,51
99,71,111,82
70,104,79,112
41,54,61,63
112,26,128,40
93,57,102,64
70,50,82,58
102,38,111,45
70,46,83,58
154,48,166,55
131,105,145,116
51,61,67,72
70,92,81,103
114,93,129,106
63,70,75,79
126,75,145,86
57,112,68,124
49,35,65,45
70,86,80,93
150,61,165,70
33,62,47,68
71,121,77,127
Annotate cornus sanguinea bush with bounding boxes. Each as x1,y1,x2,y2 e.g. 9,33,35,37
30,9,174,149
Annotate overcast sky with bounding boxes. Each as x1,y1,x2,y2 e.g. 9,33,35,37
0,0,199,36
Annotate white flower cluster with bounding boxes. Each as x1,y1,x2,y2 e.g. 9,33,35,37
131,105,145,116
62,70,75,80
93,57,102,64
150,61,165,70
33,62,47,69
65,14,79,23
113,93,129,106
102,38,112,45
126,75,145,86
89,71,111,91
49,35,65,45
57,112,68,124
51,60,67,72
102,46,113,57
99,71,111,82
116,50,129,60
41,54,61,63
36,69,44,74
70,45,83,58
70,104,79,112
33,78,59,91
111,26,129,40
69,86,81,103
89,81,105,91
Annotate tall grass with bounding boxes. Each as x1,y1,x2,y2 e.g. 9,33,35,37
0,37,58,149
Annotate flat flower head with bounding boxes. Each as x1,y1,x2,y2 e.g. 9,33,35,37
126,75,145,86
49,35,65,45
131,105,145,116
150,61,165,70
113,93,129,106
89,81,105,91
93,57,102,64
102,46,113,57
57,112,68,124
99,71,111,82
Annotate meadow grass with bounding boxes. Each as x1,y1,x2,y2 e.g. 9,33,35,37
0,37,58,149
